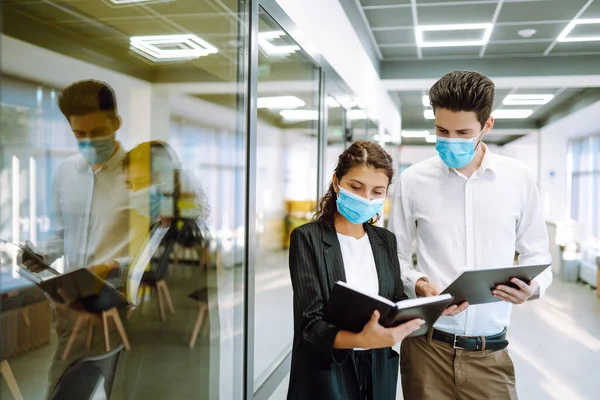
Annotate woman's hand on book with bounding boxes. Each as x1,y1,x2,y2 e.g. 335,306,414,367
359,310,424,348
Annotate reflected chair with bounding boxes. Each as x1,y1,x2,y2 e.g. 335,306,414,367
135,237,176,322
0,359,23,400
50,344,124,400
61,295,131,361
188,288,209,349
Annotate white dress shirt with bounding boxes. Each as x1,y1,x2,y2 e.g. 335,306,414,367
389,145,552,337
44,143,136,271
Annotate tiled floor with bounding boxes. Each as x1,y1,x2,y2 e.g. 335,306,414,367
509,279,600,400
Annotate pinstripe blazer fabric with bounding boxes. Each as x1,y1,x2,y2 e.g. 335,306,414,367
287,220,408,400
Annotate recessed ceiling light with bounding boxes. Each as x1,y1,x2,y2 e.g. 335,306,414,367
348,109,368,120
327,97,341,108
558,18,600,42
258,96,305,110
492,109,534,119
424,109,435,120
130,34,218,62
402,130,430,138
425,135,437,143
415,23,493,48
259,31,300,56
518,29,537,38
280,110,318,122
422,95,430,107
374,134,380,141
503,94,554,106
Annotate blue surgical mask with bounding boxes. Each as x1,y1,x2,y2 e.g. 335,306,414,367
130,185,163,218
435,129,485,169
336,186,385,225
78,134,115,164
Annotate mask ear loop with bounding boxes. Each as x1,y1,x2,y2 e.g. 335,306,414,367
474,128,486,152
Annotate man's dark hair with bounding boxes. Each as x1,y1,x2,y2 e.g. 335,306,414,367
428,70,495,128
58,80,118,120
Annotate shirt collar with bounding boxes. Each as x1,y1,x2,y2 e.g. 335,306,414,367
77,141,126,173
437,143,497,177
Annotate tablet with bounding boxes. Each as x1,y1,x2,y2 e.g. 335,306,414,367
38,268,131,310
441,263,551,306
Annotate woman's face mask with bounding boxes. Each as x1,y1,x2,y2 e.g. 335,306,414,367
336,186,385,225
129,185,163,218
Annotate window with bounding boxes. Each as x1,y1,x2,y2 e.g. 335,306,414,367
568,135,600,241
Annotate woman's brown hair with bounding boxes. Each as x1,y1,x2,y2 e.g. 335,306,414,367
314,140,394,226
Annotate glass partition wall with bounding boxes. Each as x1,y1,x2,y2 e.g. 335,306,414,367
0,1,363,399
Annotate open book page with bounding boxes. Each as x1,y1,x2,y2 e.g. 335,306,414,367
335,281,396,307
395,293,453,310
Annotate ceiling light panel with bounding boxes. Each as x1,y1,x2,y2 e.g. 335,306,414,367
492,109,534,119
280,110,318,122
503,94,554,106
130,35,218,62
327,97,341,108
424,109,435,120
557,19,600,43
415,23,493,48
425,135,437,143
422,95,430,107
258,96,305,110
259,31,300,56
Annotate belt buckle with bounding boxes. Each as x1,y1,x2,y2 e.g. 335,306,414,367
452,335,463,349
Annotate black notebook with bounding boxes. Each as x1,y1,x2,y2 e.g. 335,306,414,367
323,281,454,337
441,263,551,306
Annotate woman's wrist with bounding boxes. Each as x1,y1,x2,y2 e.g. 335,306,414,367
334,330,366,349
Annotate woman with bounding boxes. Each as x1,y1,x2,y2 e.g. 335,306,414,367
287,141,424,400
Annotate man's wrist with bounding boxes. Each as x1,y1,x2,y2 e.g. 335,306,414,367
527,280,541,301
415,277,430,297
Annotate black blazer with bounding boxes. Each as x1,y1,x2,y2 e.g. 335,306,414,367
287,220,407,400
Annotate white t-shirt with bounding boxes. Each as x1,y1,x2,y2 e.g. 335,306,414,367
337,232,379,350
337,232,379,298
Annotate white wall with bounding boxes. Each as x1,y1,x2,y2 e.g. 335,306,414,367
495,132,540,182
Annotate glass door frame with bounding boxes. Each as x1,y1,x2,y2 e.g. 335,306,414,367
244,1,357,399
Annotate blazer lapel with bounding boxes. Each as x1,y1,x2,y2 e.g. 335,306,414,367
321,222,346,297
365,224,394,300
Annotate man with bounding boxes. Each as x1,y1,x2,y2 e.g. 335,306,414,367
24,80,139,395
389,70,552,399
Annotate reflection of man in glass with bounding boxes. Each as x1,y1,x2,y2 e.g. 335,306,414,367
23,80,136,395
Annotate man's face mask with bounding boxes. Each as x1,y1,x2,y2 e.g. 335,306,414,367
77,133,115,164
435,128,485,169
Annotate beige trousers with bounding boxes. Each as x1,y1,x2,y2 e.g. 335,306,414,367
400,334,518,400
